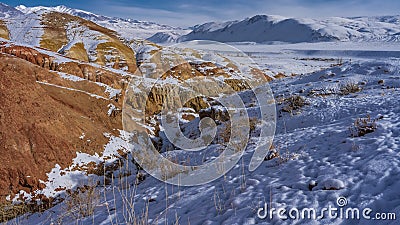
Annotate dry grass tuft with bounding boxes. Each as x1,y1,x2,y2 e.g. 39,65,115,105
349,115,377,137
339,82,362,95
64,182,100,219
281,95,308,114
0,202,30,223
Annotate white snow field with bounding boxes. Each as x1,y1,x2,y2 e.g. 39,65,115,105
8,41,400,225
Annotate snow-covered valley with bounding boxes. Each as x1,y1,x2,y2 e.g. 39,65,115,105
6,41,399,225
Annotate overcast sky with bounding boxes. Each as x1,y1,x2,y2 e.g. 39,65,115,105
2,0,400,27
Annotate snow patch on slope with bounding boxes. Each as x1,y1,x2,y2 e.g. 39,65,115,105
59,21,108,61
5,11,44,46
0,2,23,18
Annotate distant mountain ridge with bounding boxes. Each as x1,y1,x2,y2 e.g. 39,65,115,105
16,4,109,21
178,14,400,43
11,4,189,40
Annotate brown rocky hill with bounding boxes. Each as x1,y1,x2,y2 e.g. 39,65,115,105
0,42,129,199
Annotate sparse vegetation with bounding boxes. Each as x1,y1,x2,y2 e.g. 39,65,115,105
0,202,30,223
64,182,100,219
265,145,300,166
102,160,155,225
281,95,308,114
331,57,343,67
213,189,225,215
248,117,260,132
349,115,378,137
339,82,362,95
277,149,300,165
0,197,54,223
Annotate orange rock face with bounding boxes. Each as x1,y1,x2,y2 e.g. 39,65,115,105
0,50,123,199
0,43,58,70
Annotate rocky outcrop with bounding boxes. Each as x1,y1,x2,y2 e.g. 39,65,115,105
0,20,8,40
0,44,59,70
251,68,274,82
199,106,230,122
190,62,230,77
159,62,205,80
0,43,129,95
224,78,251,91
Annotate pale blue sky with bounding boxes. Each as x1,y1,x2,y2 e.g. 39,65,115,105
1,0,399,27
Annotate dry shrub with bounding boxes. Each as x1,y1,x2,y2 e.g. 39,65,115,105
265,145,300,166
0,202,30,223
339,82,361,95
249,117,260,132
64,183,100,219
0,196,54,223
281,95,308,113
349,115,377,137
219,117,258,142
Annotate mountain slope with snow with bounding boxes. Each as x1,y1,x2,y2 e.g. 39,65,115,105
16,4,109,21
147,30,191,43
15,4,190,40
0,2,22,18
179,14,400,43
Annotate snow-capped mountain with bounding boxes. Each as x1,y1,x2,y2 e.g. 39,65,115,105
179,14,400,43
16,4,109,21
95,18,189,41
147,30,191,43
15,4,190,40
0,2,23,18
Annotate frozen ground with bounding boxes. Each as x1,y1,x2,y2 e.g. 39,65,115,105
9,42,400,225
